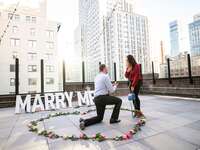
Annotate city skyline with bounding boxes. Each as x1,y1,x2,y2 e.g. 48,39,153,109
1,0,200,62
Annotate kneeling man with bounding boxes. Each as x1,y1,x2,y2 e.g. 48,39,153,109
80,64,122,130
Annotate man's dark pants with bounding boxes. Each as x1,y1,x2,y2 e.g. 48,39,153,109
84,95,122,127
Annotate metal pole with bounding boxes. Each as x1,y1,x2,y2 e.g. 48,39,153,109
139,64,143,86
40,59,44,94
114,62,117,82
152,61,156,84
187,54,193,84
82,61,85,88
139,64,142,76
167,58,172,84
62,60,66,92
15,58,19,95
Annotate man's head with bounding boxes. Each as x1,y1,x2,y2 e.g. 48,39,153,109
99,64,108,74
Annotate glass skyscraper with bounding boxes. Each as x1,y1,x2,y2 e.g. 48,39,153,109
169,21,180,57
189,14,200,56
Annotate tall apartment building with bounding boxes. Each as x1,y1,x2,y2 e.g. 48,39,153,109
78,0,150,81
0,0,59,94
105,0,150,80
78,0,105,82
189,13,200,56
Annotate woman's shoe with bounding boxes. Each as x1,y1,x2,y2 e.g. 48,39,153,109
136,111,145,118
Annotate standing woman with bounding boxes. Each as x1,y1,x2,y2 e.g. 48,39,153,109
125,55,144,118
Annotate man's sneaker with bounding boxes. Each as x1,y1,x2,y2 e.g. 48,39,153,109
79,121,85,130
110,119,121,124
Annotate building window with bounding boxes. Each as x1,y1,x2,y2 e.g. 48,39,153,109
14,14,20,21
12,26,18,33
10,78,15,86
10,38,20,47
8,13,13,19
45,53,53,60
46,65,54,72
28,78,37,86
46,78,54,85
46,30,54,38
32,17,36,23
46,42,54,49
10,64,15,72
30,28,36,36
28,52,37,60
26,16,31,22
28,40,37,48
28,65,37,72
9,13,20,21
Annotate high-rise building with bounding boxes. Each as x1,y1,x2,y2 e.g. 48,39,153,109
66,25,82,82
105,0,150,80
169,21,180,57
78,0,150,81
169,20,189,57
78,0,105,82
189,14,200,56
0,0,60,94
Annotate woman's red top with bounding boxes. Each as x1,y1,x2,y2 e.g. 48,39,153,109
125,64,143,88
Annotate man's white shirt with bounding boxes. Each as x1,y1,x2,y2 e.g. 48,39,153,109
94,72,116,97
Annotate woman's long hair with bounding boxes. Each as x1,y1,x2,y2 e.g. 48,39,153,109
127,55,137,68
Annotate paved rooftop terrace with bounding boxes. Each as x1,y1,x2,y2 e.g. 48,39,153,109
0,95,200,150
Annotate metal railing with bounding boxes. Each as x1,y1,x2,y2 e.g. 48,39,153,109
2,53,199,96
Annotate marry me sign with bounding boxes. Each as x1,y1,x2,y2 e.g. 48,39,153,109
15,90,95,114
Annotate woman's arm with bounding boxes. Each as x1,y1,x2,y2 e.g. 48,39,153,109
125,67,132,78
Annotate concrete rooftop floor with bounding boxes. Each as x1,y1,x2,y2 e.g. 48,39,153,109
0,95,200,150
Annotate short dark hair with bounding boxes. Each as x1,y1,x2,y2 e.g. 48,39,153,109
99,64,106,72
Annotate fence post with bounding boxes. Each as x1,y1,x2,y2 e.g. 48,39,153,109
114,62,117,82
15,58,19,95
82,61,85,88
62,60,66,92
40,59,44,94
187,54,193,84
167,58,172,84
152,61,156,84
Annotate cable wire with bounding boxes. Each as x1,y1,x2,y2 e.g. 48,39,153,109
0,0,21,44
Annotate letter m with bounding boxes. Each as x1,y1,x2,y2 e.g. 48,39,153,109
15,95,31,113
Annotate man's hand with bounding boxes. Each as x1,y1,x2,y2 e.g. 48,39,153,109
131,86,134,92
113,82,118,87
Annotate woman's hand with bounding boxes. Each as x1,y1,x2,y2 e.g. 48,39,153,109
127,66,132,72
131,86,134,92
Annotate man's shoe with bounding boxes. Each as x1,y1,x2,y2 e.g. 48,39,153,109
79,121,85,130
79,118,84,123
110,119,121,124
